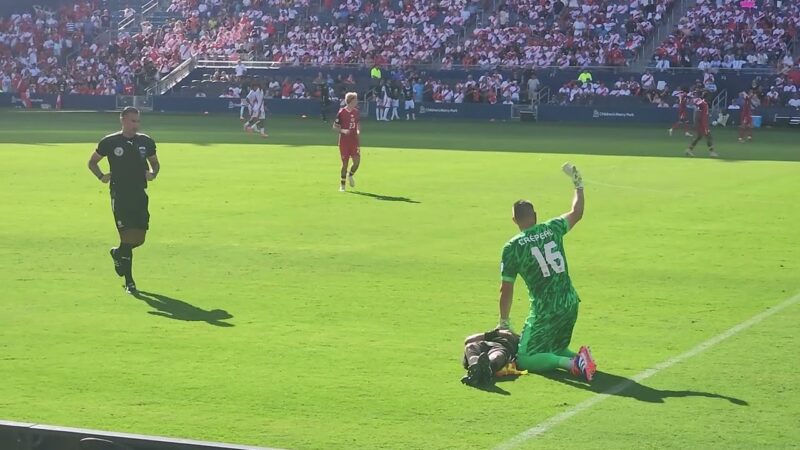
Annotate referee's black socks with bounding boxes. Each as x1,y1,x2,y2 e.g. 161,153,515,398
118,243,134,283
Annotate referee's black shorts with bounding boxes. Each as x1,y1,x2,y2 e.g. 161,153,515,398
111,189,149,231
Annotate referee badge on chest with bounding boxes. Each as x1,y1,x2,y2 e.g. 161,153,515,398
113,147,124,156
138,146,146,158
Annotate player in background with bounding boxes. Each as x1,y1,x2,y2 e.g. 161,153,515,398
333,92,361,192
87,107,160,294
738,89,755,142
374,86,383,121
320,84,332,122
244,83,268,137
390,87,400,121
669,87,692,137
403,81,416,120
382,86,392,121
239,83,250,120
497,163,596,382
685,91,719,157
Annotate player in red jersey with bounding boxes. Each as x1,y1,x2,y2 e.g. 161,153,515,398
669,88,693,137
738,89,755,142
686,91,719,158
333,92,361,192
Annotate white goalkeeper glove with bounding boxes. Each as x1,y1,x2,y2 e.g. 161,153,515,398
561,162,584,189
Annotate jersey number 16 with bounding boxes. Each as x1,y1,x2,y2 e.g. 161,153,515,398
531,241,565,277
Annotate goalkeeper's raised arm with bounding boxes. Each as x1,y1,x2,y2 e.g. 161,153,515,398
561,162,584,230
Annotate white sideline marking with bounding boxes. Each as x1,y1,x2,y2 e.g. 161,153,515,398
494,292,800,450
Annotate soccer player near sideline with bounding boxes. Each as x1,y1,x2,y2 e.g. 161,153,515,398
738,89,755,142
669,88,692,137
239,83,249,120
390,87,400,121
685,91,719,157
403,82,416,120
497,164,596,382
87,107,160,294
333,92,361,192
244,83,268,137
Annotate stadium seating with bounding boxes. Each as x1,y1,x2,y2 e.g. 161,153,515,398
1,0,799,108
652,0,800,70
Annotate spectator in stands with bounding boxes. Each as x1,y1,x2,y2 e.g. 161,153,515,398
219,88,236,98
235,62,247,80
702,70,717,92
655,56,670,72
764,86,781,107
268,78,280,99
281,77,292,99
641,70,655,92
292,78,306,99
789,93,800,109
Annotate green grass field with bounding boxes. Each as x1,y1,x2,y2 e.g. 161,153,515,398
0,110,798,450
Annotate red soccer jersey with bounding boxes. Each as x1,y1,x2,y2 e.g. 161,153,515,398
337,107,360,149
695,98,709,132
677,93,688,113
741,95,752,117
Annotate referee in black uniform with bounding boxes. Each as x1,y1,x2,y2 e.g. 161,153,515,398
88,107,160,294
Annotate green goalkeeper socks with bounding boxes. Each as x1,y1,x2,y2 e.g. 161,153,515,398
556,348,577,358
516,353,573,372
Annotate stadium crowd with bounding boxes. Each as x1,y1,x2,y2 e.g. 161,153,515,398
0,0,798,109
652,0,800,71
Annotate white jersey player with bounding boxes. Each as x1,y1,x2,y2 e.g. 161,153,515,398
244,84,268,137
390,89,400,120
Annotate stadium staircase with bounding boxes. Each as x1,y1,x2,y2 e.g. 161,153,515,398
512,86,550,121
710,89,728,122
630,0,698,71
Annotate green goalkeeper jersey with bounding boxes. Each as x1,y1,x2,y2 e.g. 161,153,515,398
500,217,580,315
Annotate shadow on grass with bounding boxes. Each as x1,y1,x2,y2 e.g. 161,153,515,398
541,370,748,405
348,191,421,203
133,290,234,327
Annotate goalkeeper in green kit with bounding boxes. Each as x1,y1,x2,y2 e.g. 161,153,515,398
496,163,597,382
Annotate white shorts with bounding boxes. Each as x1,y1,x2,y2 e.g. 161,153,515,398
251,107,265,120
404,100,415,109
392,99,399,107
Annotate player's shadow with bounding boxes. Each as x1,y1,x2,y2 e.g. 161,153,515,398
133,291,235,327
541,370,748,405
349,191,421,203
463,381,512,396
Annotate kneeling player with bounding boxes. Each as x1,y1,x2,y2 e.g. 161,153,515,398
461,328,520,387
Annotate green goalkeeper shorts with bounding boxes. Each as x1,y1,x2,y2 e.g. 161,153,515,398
517,303,579,356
